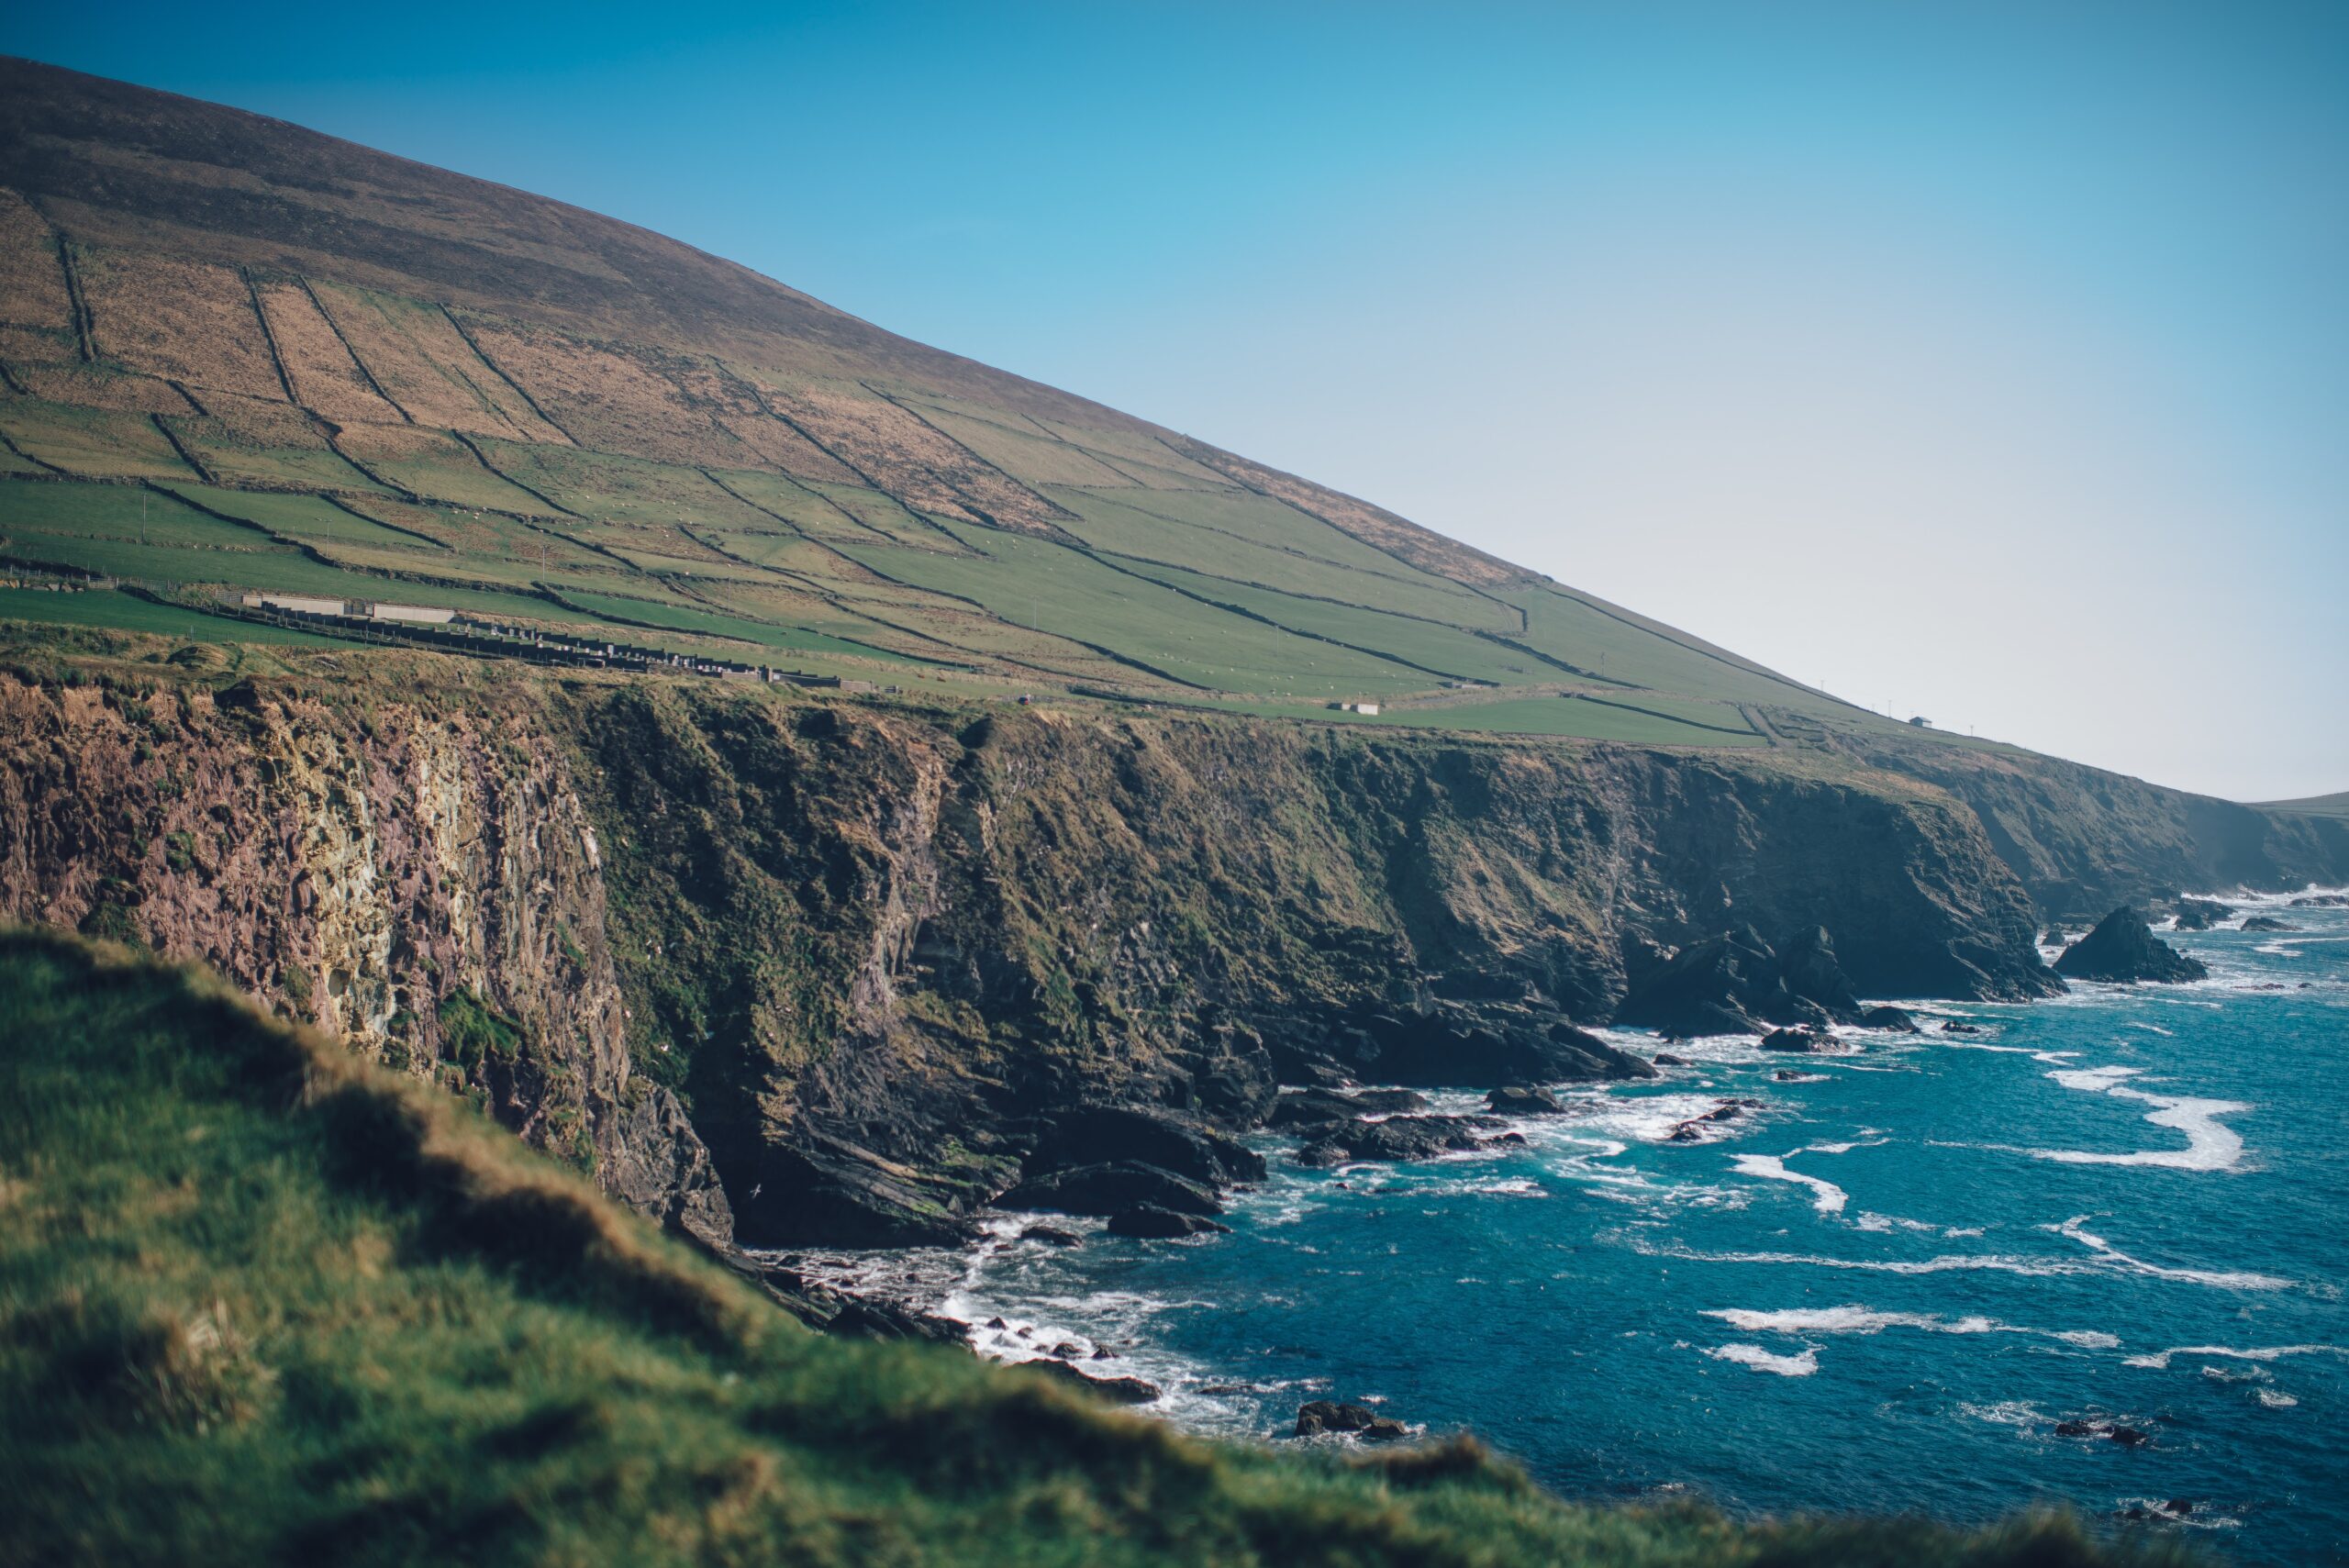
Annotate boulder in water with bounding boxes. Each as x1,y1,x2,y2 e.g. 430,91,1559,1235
1859,1005,1920,1032
1294,1401,1409,1441
1023,1360,1163,1404
1105,1203,1231,1240
2240,916,2296,932
1759,1027,1827,1052
1485,1084,1567,1115
1652,1052,1693,1066
2054,907,2209,984
2170,898,2231,931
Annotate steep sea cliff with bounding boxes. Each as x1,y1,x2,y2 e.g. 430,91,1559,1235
4,644,2335,1264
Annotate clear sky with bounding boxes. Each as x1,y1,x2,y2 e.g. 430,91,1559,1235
11,2,2343,799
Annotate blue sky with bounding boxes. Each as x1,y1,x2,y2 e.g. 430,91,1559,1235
11,2,2344,798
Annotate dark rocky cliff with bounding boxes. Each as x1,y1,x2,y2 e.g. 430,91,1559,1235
1852,735,2349,914
1,652,2059,1248
559,681,2057,1244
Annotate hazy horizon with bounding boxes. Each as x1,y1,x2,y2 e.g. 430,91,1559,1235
8,2,2342,800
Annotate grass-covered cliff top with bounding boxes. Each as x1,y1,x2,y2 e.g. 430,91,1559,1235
0,929,2200,1567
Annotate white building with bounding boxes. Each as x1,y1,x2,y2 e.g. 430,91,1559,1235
369,603,456,625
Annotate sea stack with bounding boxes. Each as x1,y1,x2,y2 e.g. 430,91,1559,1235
2054,907,2210,984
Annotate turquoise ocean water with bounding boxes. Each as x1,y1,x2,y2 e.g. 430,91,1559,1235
796,893,2348,1562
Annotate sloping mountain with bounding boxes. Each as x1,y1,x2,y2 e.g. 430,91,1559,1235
2258,790,2349,822
0,53,1880,744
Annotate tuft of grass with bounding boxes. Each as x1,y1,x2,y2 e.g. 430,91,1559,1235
436,986,523,1070
0,929,2210,1567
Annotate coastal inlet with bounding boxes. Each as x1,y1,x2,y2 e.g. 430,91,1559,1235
776,892,2349,1565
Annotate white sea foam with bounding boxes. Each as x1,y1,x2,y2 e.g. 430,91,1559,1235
1704,1305,2117,1348
1730,1153,1848,1214
1638,1230,2290,1290
1641,1240,2082,1279
1956,1399,2049,1429
2030,1067,2251,1171
2047,1064,2143,1092
1703,1342,1820,1376
2051,1217,2289,1290
2257,1388,2299,1407
2121,1342,2347,1371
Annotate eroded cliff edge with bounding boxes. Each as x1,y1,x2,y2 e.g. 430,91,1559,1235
1,650,2091,1251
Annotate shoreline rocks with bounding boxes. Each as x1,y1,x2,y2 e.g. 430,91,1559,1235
1001,1161,1225,1219
2054,907,2210,984
1106,1204,1231,1240
1022,1360,1163,1405
2169,897,2232,931
1614,926,1873,1040
1485,1084,1569,1115
1294,1401,1409,1441
1295,1114,1505,1168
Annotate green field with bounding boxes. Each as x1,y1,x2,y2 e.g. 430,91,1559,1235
553,588,918,662
154,484,439,551
1378,694,1765,745
0,586,361,645
0,399,199,482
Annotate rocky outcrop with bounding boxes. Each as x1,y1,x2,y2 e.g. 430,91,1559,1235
2241,916,2295,932
1295,1401,1409,1440
0,668,726,1242
1107,1204,1231,1239
1852,732,2349,912
1486,1084,1568,1115
0,658,2075,1251
1002,1162,1225,1219
2169,897,2231,931
1022,1361,1163,1404
1268,1087,1429,1129
1613,924,1973,1039
2054,908,2210,984
1294,1115,1503,1167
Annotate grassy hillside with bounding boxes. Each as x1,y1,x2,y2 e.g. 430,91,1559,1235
2256,790,2349,822
0,56,1920,751
0,929,2196,1566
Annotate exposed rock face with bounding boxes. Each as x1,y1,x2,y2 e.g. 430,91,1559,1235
1614,924,1969,1039
2054,908,2210,984
1001,1162,1224,1219
1274,1004,1654,1088
1852,734,2349,912
1106,1204,1231,1239
1268,1088,1429,1129
2241,916,2295,932
1023,1105,1267,1187
1,662,2072,1250
1486,1084,1568,1115
2169,898,2232,931
0,669,726,1242
1294,1115,1503,1168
